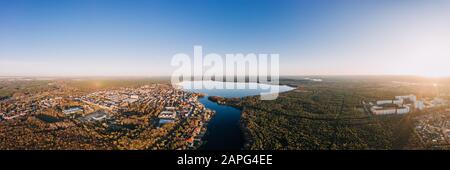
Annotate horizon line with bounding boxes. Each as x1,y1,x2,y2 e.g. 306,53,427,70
0,74,448,79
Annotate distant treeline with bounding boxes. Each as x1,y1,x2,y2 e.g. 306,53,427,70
221,78,439,150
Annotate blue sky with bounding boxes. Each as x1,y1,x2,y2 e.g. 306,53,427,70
1,0,449,77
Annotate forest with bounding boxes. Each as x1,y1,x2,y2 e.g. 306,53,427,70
226,76,448,150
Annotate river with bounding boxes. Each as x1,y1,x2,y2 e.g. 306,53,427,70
179,81,294,150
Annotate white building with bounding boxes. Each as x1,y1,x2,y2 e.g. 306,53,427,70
370,105,410,115
393,99,404,105
371,106,397,115
396,106,410,114
395,95,417,102
130,95,139,99
377,100,394,105
376,99,403,105
158,111,176,119
372,95,423,114
415,100,425,110
63,107,83,115
92,114,107,121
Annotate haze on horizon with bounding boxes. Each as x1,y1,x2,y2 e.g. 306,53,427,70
1,0,450,78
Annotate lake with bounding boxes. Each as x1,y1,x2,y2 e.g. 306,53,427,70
179,81,294,150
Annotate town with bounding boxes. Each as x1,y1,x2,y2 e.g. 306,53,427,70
0,80,214,150
414,108,450,149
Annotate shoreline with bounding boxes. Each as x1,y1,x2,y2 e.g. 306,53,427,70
179,81,296,150
202,95,250,150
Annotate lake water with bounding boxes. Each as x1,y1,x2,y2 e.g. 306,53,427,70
179,81,294,150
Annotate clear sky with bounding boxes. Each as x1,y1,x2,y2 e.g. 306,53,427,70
1,0,449,77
